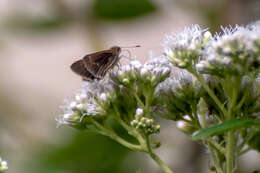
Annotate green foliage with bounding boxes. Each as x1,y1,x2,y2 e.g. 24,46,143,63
93,0,157,20
248,131,260,152
4,15,68,32
192,118,260,140
25,132,137,173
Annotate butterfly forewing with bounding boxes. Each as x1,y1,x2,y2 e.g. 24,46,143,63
83,47,120,78
98,54,120,77
83,51,113,78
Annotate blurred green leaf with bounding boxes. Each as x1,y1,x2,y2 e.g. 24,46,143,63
253,170,260,173
93,0,157,20
192,118,260,140
136,169,142,173
248,131,260,152
24,131,139,173
4,15,68,32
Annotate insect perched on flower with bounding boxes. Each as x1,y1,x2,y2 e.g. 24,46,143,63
71,45,140,81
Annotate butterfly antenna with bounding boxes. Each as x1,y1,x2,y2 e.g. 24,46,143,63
120,45,140,62
121,45,141,48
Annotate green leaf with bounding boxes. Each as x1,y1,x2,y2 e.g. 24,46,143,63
93,0,157,20
248,131,260,152
135,169,142,173
4,15,68,32
192,118,260,140
252,170,260,173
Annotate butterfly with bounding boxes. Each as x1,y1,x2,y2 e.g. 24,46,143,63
71,45,140,81
71,46,122,81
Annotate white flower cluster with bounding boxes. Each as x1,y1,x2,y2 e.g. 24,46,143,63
156,69,200,95
110,57,171,86
0,157,8,172
57,79,113,127
164,25,212,68
197,24,260,76
154,69,203,121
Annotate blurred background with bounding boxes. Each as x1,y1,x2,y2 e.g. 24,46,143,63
0,0,259,172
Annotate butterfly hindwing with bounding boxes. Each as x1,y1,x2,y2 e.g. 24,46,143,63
70,60,97,81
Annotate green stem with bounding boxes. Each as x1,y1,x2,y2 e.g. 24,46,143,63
133,92,145,109
235,80,253,111
90,118,143,151
198,100,224,172
225,77,240,173
109,132,144,152
207,138,225,155
226,130,234,173
145,136,174,173
192,70,228,116
112,105,147,147
237,130,256,156
239,146,251,156
208,144,224,173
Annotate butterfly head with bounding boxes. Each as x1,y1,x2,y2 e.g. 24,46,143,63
110,46,121,55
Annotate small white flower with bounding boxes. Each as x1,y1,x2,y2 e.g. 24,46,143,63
140,67,149,76
118,69,124,76
100,93,107,101
176,120,188,130
162,67,170,76
207,56,219,64
222,46,232,54
204,31,212,39
0,160,8,170
76,103,84,110
165,48,174,58
130,60,142,69
63,113,72,120
75,95,81,102
80,93,87,101
70,101,77,110
188,43,196,50
183,115,191,121
122,78,129,84
196,61,208,72
222,57,232,65
1,161,7,167
124,65,132,72
136,108,144,116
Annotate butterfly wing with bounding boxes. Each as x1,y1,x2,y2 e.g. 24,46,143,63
83,50,119,78
70,60,97,81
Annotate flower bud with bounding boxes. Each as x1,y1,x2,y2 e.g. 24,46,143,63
100,93,107,101
0,157,8,172
176,120,195,134
70,101,78,111
75,95,81,102
122,78,129,85
136,108,144,116
130,120,138,126
140,68,149,76
204,31,212,40
76,103,84,110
